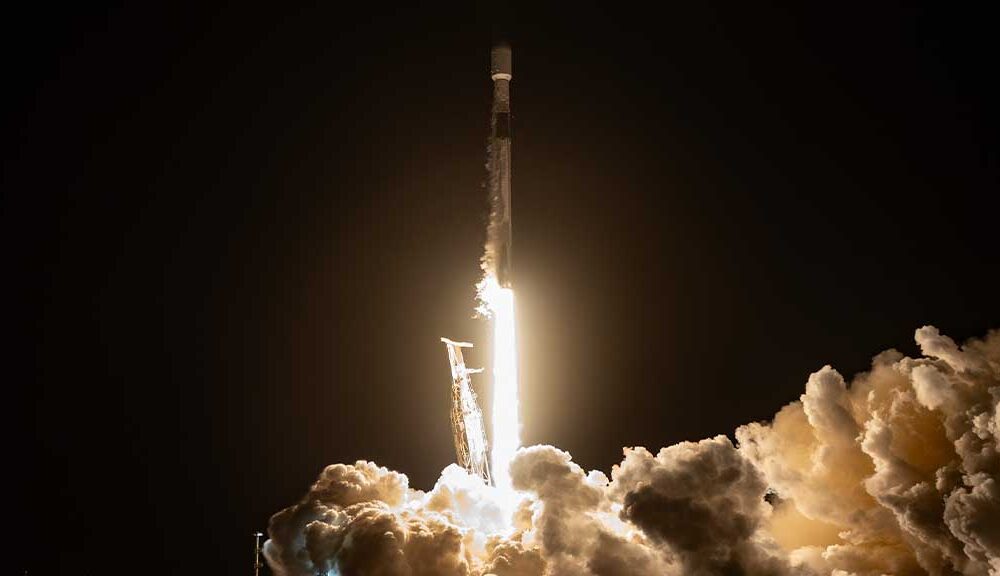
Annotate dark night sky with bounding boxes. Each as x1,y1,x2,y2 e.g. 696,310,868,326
11,3,998,574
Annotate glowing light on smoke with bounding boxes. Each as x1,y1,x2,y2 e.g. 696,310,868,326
477,274,520,492
266,326,1000,575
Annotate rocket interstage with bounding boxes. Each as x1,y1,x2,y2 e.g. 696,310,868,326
489,43,513,288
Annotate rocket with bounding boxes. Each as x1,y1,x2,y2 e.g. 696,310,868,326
442,44,515,486
489,43,513,287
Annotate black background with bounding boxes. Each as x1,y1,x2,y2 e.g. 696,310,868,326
10,3,998,574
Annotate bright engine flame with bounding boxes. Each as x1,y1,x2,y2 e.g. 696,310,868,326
477,274,520,492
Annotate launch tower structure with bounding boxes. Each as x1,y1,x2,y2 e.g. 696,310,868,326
442,338,492,484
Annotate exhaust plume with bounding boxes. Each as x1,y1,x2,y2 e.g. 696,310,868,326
265,326,1000,575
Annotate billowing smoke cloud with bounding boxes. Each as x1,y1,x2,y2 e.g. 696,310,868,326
265,327,1000,575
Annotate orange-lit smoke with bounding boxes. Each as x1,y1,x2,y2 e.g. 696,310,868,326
264,326,1000,576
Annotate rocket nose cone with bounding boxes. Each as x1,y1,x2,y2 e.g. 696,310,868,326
490,43,512,78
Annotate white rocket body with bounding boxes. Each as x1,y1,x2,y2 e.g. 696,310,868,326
490,44,513,287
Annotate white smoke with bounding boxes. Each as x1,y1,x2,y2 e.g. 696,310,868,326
265,326,1000,575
